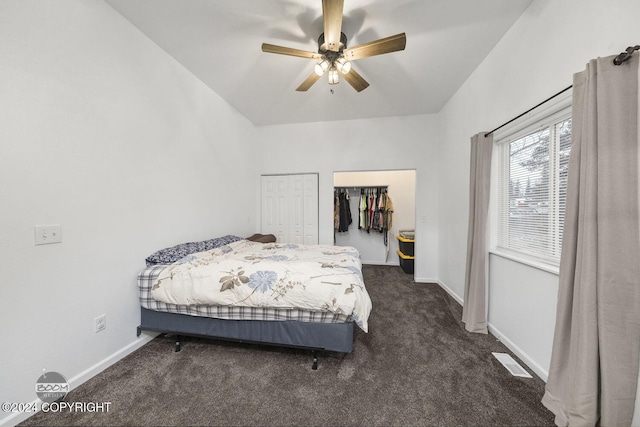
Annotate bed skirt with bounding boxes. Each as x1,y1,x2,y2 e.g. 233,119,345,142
139,308,354,353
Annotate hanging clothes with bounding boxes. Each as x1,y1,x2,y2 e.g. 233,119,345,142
334,190,340,231
379,190,386,230
338,189,352,232
353,187,393,240
359,189,367,230
336,187,394,245
372,188,386,233
367,189,376,233
384,191,394,231
383,191,394,246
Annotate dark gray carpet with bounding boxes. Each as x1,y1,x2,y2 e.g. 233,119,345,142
21,265,554,426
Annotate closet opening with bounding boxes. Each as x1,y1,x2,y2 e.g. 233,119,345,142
333,170,416,274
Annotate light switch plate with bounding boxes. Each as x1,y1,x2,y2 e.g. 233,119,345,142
34,225,62,245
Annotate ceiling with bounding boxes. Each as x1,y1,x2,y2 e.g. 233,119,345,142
105,0,533,126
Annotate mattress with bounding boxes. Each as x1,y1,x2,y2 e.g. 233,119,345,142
138,264,352,324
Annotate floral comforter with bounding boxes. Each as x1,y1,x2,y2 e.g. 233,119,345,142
150,240,372,332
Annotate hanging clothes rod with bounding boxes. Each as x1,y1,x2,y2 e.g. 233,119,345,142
485,44,638,138
334,186,388,189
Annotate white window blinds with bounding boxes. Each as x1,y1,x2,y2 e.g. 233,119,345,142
497,115,572,265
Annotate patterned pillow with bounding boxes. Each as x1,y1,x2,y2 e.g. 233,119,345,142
145,235,243,266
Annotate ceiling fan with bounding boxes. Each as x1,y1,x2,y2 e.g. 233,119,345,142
261,0,406,92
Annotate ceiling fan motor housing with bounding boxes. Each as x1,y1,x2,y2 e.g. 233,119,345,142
318,32,348,60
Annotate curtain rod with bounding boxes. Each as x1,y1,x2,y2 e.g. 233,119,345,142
613,45,640,65
484,85,572,137
485,44,639,138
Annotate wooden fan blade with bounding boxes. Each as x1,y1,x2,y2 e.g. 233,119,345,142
342,68,369,92
322,0,343,52
296,72,322,91
343,33,406,61
262,43,322,59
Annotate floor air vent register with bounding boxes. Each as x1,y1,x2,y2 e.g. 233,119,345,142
492,352,533,378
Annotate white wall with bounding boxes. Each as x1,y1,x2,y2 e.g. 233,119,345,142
258,115,439,282
0,1,257,425
3,1,640,425
437,0,640,385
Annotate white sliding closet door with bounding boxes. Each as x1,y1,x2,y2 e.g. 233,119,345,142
302,175,319,244
261,175,288,243
261,174,318,244
289,175,304,244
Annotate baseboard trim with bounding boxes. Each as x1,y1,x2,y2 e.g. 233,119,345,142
362,261,400,266
433,280,547,382
1,333,157,427
436,279,464,305
487,323,548,382
67,332,158,388
414,276,438,284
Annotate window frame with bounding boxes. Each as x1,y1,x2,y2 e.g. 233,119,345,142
489,90,572,274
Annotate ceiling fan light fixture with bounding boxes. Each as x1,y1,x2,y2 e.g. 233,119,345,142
335,56,351,74
314,58,331,76
261,0,407,92
328,67,339,85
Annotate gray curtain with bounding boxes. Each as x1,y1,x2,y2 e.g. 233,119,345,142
462,132,493,334
542,55,640,426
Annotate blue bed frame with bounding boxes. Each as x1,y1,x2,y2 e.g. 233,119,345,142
137,307,354,369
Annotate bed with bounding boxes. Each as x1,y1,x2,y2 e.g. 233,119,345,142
136,235,372,369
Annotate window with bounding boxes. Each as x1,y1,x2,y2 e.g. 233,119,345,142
496,111,572,266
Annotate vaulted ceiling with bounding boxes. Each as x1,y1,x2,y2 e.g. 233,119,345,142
105,0,533,126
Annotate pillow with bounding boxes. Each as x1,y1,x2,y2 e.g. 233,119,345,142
145,235,243,266
246,233,277,243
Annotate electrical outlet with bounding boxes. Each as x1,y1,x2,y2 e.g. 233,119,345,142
94,315,106,333
34,225,62,245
